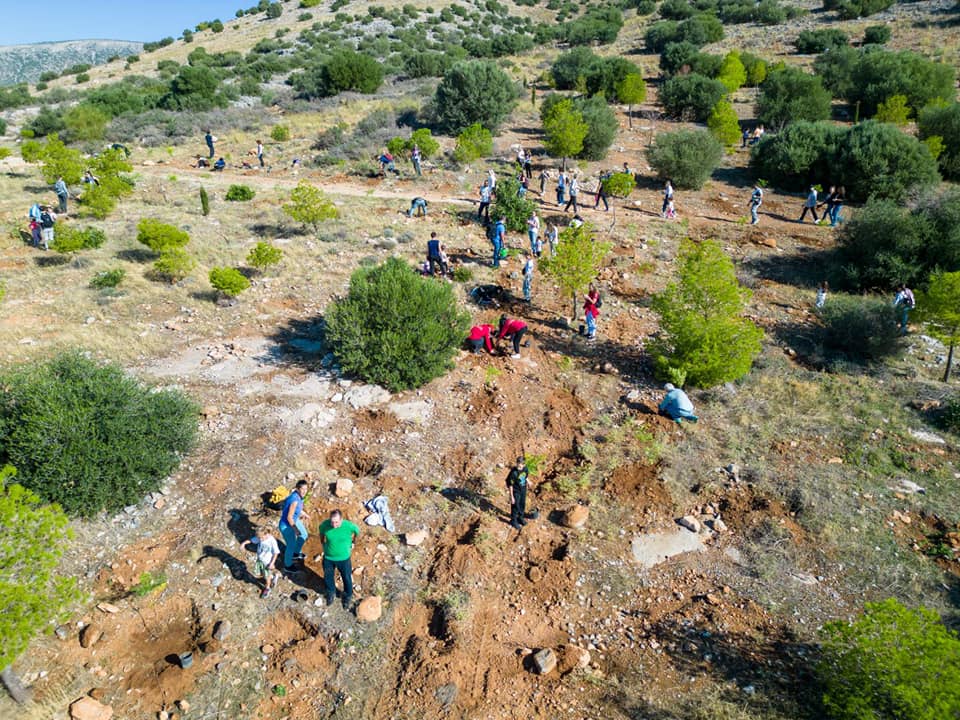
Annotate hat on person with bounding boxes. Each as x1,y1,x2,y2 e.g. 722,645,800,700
664,383,676,391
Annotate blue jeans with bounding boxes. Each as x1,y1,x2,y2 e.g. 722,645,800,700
556,188,565,205
585,313,596,337
280,520,307,568
408,199,427,217
900,307,911,335
492,238,502,267
750,203,760,224
528,230,538,253
523,274,532,301
413,157,421,176
830,204,842,226
323,556,353,606
207,143,214,159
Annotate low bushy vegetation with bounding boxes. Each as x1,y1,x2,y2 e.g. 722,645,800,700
247,241,283,270
795,28,848,54
492,178,538,232
752,121,939,201
225,184,256,201
0,352,199,517
434,60,516,133
647,129,723,189
325,258,470,391
137,218,190,253
823,0,893,19
659,73,727,122
283,182,339,235
90,268,126,289
757,66,832,129
209,267,251,297
453,123,494,164
51,226,105,255
918,102,960,180
814,295,902,364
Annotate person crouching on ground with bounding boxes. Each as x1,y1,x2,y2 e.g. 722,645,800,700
468,323,496,354
408,196,428,217
427,232,448,276
497,315,528,359
658,383,698,423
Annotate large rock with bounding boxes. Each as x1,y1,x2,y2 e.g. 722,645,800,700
212,620,232,641
356,596,382,622
559,644,591,674
404,530,428,547
562,505,589,529
532,648,557,675
344,384,391,410
79,624,103,648
334,477,354,498
678,515,701,533
70,697,113,720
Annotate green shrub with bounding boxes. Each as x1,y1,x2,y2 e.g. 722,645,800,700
283,181,339,235
270,124,290,142
740,52,768,86
675,14,724,46
875,94,911,125
940,397,960,434
75,73,90,84
153,248,196,282
162,64,226,111
0,148,9,161
324,51,384,93
717,51,746,91
542,98,587,164
225,184,256,201
492,177,537,232
757,66,831,129
651,239,762,388
707,99,741,146
575,96,618,161
137,218,189,253
819,598,960,719
863,24,890,44
247,241,283,270
265,2,282,18
453,122,494,163
918,102,960,180
750,121,845,191
27,108,66,138
200,186,210,216
325,257,470,391
795,28,848,54
90,268,126,289
51,226,106,255
659,0,697,19
824,0,893,18
0,352,199,517
63,104,109,142
452,266,473,282
130,571,167,597
602,172,635,198
209,267,251,296
434,60,516,133
540,222,612,318
814,294,902,364
645,20,680,53
647,129,723,189
659,73,727,122
557,5,623,45
301,0,321,6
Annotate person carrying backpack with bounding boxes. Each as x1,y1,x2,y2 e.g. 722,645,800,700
893,284,915,336
749,184,763,225
564,175,580,214
38,206,56,250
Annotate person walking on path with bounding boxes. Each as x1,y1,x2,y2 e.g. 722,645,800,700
497,315,528,358
741,128,751,149
526,212,541,256
522,150,533,180
556,171,567,206
256,139,264,168
798,186,819,223
538,168,550,196
829,186,845,227
487,168,497,192
241,526,281,598
815,281,828,309
546,223,559,257
54,176,69,214
564,175,580,213
205,129,216,159
38,206,56,250
278,480,310,572
408,196,428,217
491,216,506,268
506,456,530,529
749,184,763,225
318,509,360,609
584,284,600,340
893,283,915,336
661,180,674,218
594,172,610,212
478,181,492,223
522,252,535,302
411,144,422,176
819,185,838,225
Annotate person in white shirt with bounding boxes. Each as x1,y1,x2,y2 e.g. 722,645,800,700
241,526,281,598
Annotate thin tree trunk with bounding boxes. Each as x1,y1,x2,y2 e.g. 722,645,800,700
628,105,633,129
571,291,578,323
1,666,32,704
945,342,955,383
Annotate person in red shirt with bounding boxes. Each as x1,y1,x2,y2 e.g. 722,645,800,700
497,315,528,358
584,284,600,340
468,324,495,354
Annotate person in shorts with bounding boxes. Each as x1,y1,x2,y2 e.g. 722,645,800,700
241,526,281,598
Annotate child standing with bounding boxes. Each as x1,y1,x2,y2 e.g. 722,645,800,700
242,526,281,598
584,284,601,340
664,198,676,219
815,281,828,309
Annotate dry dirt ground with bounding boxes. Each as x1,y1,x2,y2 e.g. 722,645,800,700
2,3,960,720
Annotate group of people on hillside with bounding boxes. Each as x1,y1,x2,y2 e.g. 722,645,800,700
798,185,845,226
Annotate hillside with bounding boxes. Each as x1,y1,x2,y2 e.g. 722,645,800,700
1,0,960,719
0,40,142,86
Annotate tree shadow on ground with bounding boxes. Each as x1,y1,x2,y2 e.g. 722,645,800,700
248,222,308,239
439,487,502,517
264,316,329,371
742,246,837,289
115,247,155,263
34,254,69,267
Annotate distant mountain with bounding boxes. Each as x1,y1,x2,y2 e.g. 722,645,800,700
0,40,143,86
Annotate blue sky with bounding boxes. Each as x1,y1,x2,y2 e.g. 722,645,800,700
0,1,245,45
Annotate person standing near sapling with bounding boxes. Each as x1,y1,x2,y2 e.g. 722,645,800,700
522,251,535,303
256,139,264,168
526,211,541,256
506,456,530,530
205,129,216,159
661,180,673,218
815,281,828,309
54,176,69,214
491,215,506,268
749,184,763,225
564,174,580,214
318,509,361,609
583,283,601,340
278,480,310,572
478,180,492,224
241,526,281,598
411,144,422,176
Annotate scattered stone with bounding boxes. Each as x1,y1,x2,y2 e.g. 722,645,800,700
827,457,843,464
261,644,275,655
532,648,557,675
158,712,169,720
70,696,113,720
201,406,220,418
527,565,544,583
356,596,382,622
562,505,589,529
80,624,103,649
724,464,740,482
153,498,166,510
176,700,190,713
709,517,728,533
404,530,427,547
908,428,946,445
212,620,232,641
334,478,354,498
55,624,71,641
343,384,391,410
435,683,458,708
892,510,912,524
88,688,107,702
678,515,701,533
625,389,641,402
704,593,721,606
96,603,120,614
894,478,926,495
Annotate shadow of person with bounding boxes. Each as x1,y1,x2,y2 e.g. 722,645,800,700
197,545,260,588
227,508,256,544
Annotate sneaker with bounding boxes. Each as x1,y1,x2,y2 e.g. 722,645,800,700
510,522,522,530
511,353,521,359
261,587,271,598
325,595,336,607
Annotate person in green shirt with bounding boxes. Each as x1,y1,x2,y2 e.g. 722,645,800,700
319,509,361,609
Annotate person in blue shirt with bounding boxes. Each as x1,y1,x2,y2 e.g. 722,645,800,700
278,480,310,572
658,383,698,423
491,216,506,268
205,130,216,159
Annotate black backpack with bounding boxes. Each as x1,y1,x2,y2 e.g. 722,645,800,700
40,211,54,228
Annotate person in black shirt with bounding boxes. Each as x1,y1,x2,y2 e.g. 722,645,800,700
506,456,530,529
